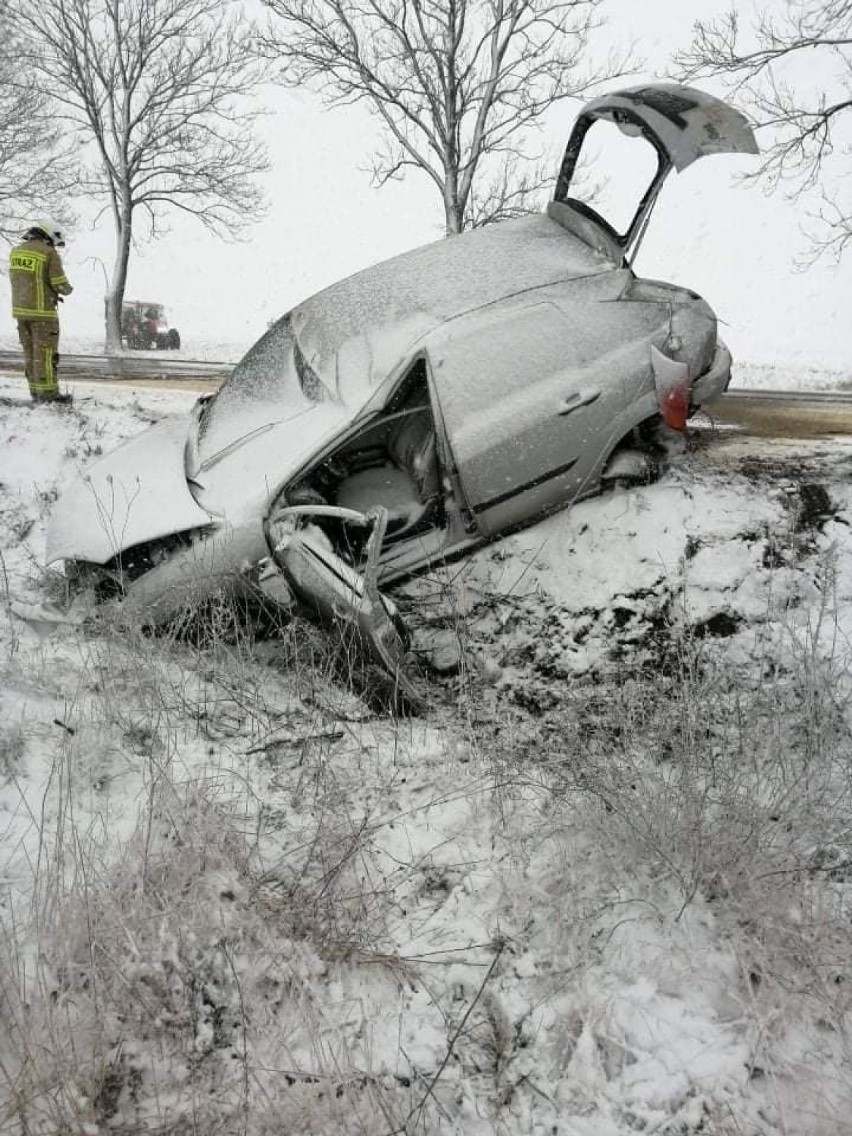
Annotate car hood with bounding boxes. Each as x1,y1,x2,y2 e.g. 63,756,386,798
46,417,214,566
186,401,349,518
46,401,351,567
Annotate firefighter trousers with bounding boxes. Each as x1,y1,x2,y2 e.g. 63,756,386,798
16,318,61,401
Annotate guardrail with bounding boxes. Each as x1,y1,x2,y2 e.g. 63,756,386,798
0,349,232,381
721,388,852,404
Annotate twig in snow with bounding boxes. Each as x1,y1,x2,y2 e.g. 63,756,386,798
244,727,344,754
401,940,505,1132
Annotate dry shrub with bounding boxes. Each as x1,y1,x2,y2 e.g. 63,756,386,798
0,773,409,1135
531,605,852,1104
0,722,25,783
0,578,420,1135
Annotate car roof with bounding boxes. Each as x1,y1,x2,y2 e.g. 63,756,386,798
291,212,617,393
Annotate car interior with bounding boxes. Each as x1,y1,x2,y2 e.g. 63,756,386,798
280,358,445,561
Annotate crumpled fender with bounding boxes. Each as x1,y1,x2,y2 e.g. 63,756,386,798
45,417,213,565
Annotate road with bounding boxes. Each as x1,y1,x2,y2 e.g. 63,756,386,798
3,349,852,437
703,389,852,439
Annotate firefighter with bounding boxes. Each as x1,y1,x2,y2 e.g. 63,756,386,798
9,220,73,404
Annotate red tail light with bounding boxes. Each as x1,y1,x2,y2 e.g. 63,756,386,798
651,344,690,432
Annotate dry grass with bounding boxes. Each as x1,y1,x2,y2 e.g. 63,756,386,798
3,546,852,1133
0,588,436,1134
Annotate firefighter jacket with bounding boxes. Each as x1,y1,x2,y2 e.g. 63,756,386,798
9,237,73,321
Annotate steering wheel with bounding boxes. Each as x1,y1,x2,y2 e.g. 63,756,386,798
265,502,372,553
267,500,390,589
272,503,369,526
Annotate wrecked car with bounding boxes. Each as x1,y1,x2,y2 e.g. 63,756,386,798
46,84,757,647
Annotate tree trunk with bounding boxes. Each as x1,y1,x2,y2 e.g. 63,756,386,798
103,208,132,354
441,154,465,234
443,189,464,235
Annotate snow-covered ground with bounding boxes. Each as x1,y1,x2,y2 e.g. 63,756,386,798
2,371,852,1134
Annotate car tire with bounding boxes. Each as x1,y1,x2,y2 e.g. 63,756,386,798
168,328,181,350
600,447,657,487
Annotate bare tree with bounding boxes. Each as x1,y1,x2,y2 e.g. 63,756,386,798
15,0,269,351
0,4,77,241
675,0,852,262
259,0,634,235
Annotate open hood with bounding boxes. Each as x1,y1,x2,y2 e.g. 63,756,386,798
552,83,758,263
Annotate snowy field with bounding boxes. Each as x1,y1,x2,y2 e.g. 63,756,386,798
2,371,852,1134
0,333,245,365
734,360,852,393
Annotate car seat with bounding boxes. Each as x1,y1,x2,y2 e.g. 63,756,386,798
334,409,440,540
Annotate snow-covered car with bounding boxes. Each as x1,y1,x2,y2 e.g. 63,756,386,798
46,84,757,627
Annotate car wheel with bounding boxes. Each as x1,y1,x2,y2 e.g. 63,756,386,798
168,328,181,350
600,447,657,487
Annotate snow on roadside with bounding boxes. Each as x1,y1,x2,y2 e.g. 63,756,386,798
1,380,852,1134
733,359,852,391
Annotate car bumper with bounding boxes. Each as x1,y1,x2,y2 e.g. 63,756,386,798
691,340,732,407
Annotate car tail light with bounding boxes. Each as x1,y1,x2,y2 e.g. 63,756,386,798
651,344,690,431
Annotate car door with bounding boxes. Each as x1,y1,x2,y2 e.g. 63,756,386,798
429,299,630,538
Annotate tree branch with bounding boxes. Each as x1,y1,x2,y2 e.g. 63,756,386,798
674,0,852,262
259,0,637,233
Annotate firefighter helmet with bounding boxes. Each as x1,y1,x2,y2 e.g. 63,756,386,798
28,220,66,247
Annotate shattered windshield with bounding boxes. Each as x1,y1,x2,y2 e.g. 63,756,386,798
195,315,336,459
224,315,332,406
200,316,331,431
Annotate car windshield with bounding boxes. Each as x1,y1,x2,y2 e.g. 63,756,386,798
221,315,332,406
194,314,336,459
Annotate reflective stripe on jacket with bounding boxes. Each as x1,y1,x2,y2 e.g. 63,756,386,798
9,238,73,321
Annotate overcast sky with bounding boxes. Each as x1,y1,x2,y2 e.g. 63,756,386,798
2,0,849,371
